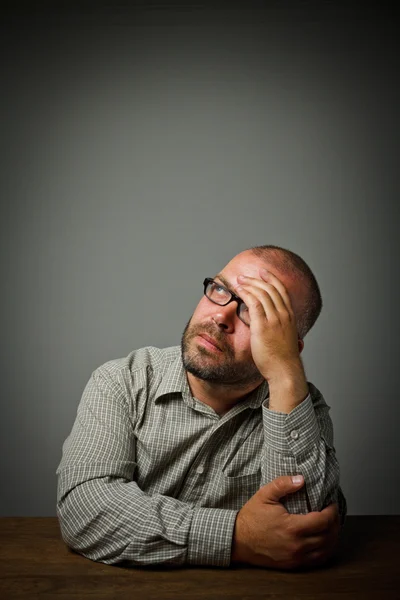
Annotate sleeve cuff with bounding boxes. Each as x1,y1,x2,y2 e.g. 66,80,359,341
262,393,320,456
187,507,238,566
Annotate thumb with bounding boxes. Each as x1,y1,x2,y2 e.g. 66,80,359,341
258,475,304,503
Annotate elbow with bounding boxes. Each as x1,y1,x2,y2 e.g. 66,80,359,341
56,492,123,564
57,495,94,558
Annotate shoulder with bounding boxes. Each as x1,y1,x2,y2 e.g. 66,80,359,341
86,346,181,419
93,345,180,386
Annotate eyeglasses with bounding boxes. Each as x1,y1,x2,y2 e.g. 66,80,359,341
203,278,250,325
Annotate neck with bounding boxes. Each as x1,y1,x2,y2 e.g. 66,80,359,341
186,371,263,416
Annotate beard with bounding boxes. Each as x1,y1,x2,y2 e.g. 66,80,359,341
181,317,263,389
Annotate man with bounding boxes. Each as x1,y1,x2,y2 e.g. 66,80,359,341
57,244,346,570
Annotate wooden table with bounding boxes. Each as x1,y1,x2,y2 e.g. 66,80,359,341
0,516,399,599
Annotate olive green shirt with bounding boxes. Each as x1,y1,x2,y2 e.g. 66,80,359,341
57,346,346,567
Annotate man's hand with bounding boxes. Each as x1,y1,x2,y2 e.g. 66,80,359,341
231,475,341,570
236,269,309,413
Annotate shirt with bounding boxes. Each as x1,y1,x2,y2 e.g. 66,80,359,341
56,345,346,567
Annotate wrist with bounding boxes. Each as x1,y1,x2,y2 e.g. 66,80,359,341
231,511,250,565
264,358,306,385
267,364,309,413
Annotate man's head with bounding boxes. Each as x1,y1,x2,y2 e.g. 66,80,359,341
249,245,322,340
181,245,322,388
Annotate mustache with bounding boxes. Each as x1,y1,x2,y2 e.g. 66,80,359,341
187,322,233,355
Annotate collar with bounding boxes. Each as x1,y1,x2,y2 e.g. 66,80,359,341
154,352,269,410
154,353,192,403
246,379,270,409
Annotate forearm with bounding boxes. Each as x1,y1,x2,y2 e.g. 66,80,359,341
57,472,237,567
267,362,309,414
57,369,238,567
261,384,344,519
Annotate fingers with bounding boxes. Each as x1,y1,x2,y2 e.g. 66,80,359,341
302,544,338,569
238,270,294,315
301,527,340,568
259,269,295,316
282,524,339,571
239,277,287,315
236,283,278,328
235,270,295,328
258,475,305,503
301,524,339,553
289,505,341,569
290,503,340,537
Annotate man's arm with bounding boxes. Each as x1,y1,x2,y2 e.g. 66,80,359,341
231,474,342,569
236,269,346,522
58,368,343,569
56,370,237,566
262,382,347,521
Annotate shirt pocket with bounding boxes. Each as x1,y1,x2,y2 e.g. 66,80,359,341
210,469,261,510
220,429,263,478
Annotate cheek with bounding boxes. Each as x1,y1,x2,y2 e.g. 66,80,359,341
233,329,252,356
190,298,209,321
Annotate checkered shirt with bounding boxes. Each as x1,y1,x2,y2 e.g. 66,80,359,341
56,346,346,567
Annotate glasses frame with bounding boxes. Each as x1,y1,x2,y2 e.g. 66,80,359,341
203,277,250,326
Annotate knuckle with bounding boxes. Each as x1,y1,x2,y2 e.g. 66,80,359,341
280,311,291,323
290,539,304,559
252,300,263,312
285,519,300,538
268,314,280,324
273,477,288,492
287,512,305,531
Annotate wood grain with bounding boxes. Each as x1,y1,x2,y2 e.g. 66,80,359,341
0,516,399,599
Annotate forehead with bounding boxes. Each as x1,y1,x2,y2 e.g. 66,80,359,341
217,251,306,309
218,251,278,281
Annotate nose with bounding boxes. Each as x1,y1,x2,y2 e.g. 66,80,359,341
212,303,237,333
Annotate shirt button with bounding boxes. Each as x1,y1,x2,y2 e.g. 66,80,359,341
196,466,204,474
290,430,299,440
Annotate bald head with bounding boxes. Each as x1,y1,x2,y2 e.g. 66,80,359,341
247,245,322,339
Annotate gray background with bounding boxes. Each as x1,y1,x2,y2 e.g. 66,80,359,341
1,2,399,516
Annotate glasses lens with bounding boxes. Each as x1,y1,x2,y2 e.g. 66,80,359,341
206,281,230,305
238,301,250,325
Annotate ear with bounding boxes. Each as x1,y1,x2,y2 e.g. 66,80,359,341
298,338,304,354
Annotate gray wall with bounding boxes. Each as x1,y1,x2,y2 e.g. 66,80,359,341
1,3,399,516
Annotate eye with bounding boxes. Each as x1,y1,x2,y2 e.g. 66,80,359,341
209,282,230,301
214,285,226,294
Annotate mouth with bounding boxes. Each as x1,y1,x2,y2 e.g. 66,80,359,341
197,333,223,352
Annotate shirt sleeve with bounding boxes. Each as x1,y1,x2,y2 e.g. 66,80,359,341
56,370,237,567
261,382,347,524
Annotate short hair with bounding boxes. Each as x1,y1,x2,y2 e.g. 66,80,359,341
248,245,322,339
